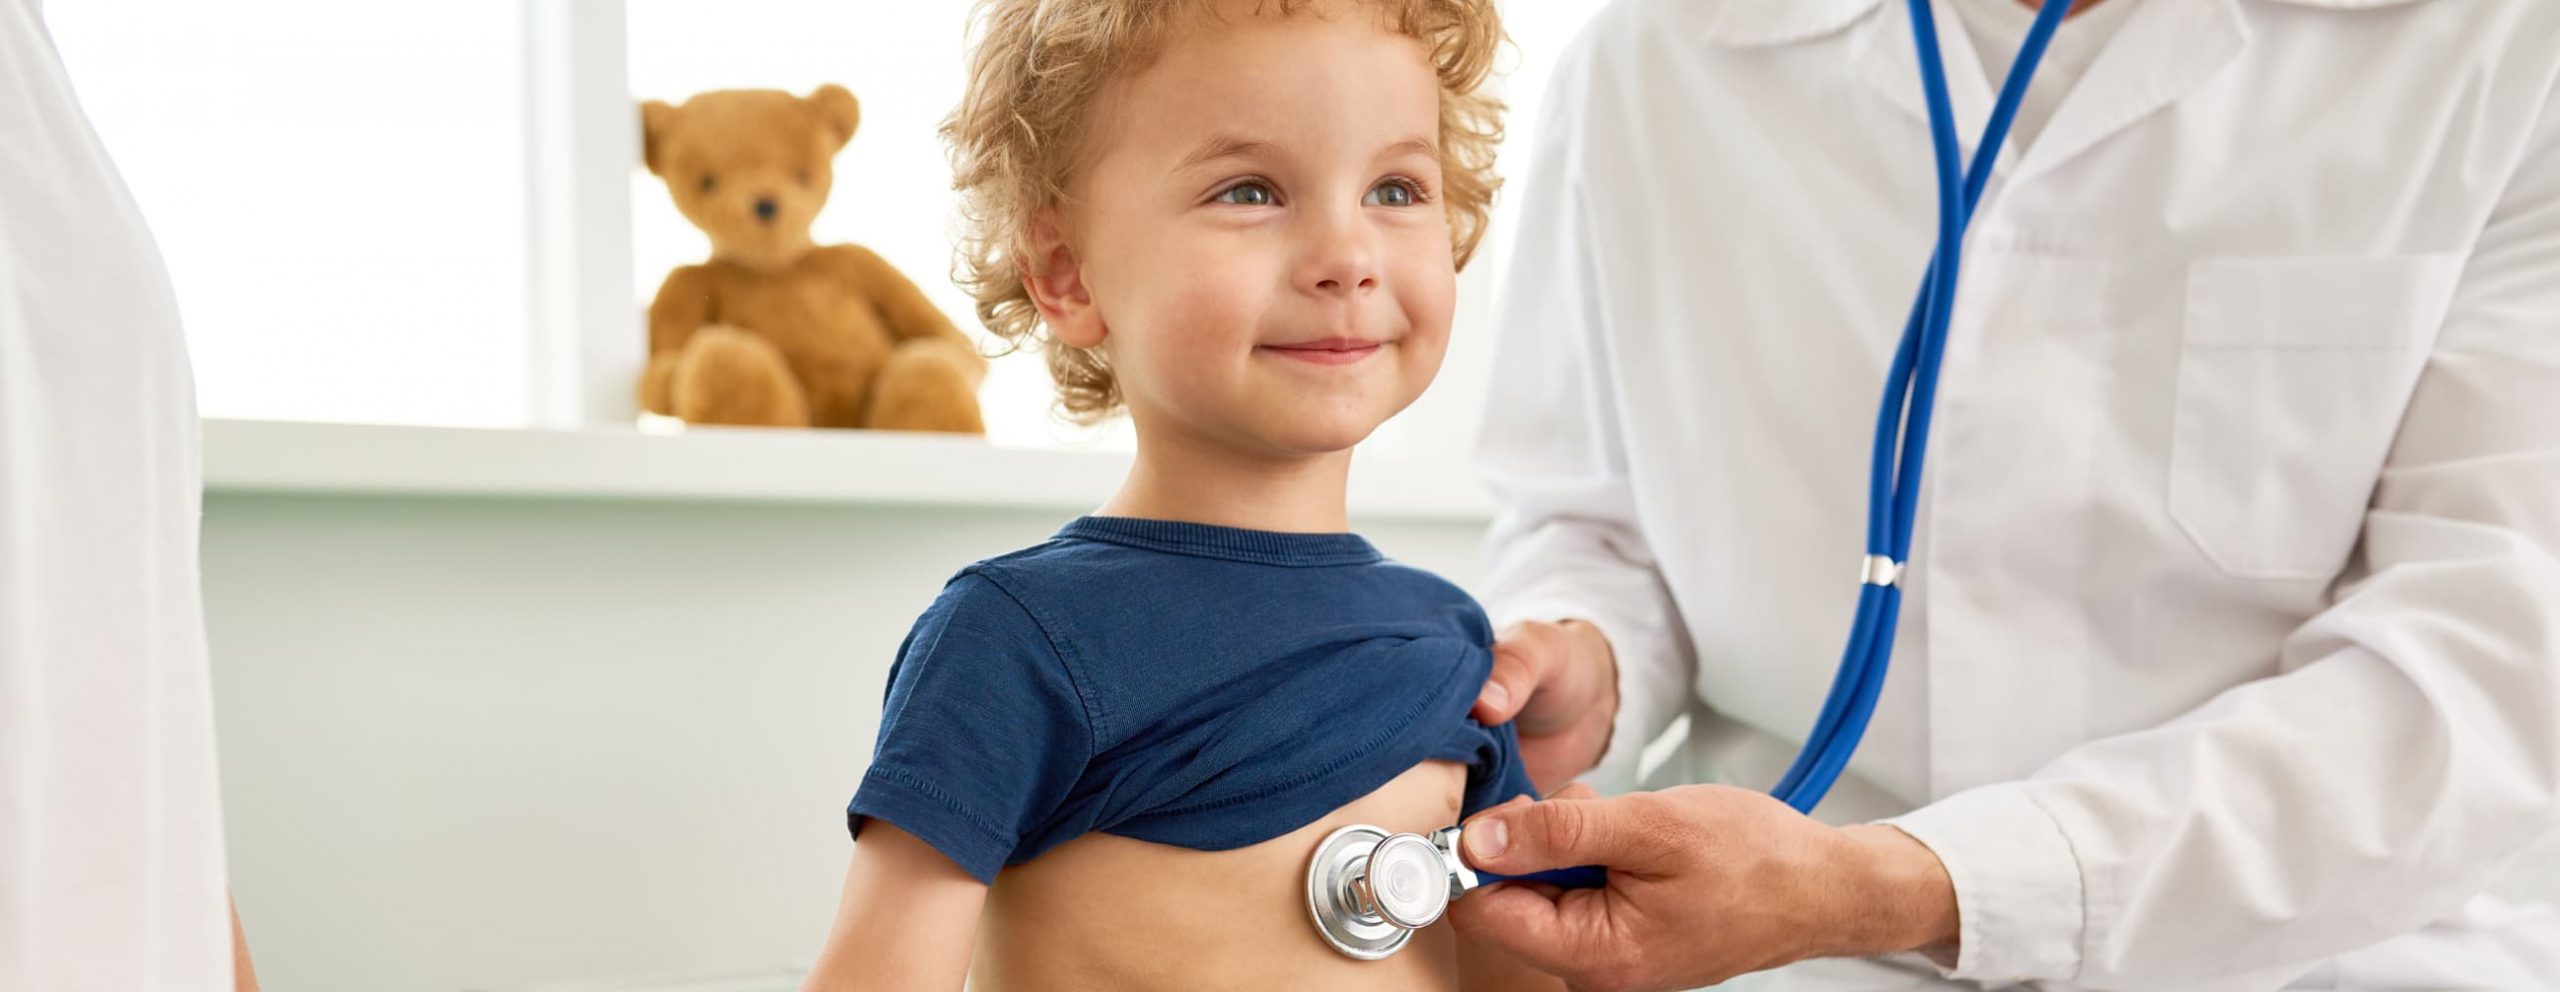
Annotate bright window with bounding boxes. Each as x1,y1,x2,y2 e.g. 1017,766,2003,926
45,0,1610,452
46,0,531,428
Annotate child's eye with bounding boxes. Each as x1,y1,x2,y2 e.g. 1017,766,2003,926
1364,177,1426,207
1214,181,1277,206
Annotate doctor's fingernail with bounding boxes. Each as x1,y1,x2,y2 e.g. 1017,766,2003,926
1470,818,1509,860
1479,682,1511,712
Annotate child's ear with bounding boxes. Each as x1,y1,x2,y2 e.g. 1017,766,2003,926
1021,210,1104,349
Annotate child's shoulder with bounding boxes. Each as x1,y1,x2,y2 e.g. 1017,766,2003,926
1356,558,1496,641
907,532,1180,643
1366,557,1480,605
931,531,1150,607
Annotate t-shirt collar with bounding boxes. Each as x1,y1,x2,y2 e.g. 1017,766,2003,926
1057,516,1384,568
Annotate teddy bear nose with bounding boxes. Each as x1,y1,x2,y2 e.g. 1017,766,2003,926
754,197,778,222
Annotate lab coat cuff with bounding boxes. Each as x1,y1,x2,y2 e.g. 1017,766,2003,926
1484,593,1688,796
1883,784,2086,984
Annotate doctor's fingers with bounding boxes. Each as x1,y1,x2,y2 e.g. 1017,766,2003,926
1463,792,1693,877
1474,630,1550,725
1448,884,1659,992
1476,619,1603,730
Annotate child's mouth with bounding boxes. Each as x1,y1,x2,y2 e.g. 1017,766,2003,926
1259,337,1383,366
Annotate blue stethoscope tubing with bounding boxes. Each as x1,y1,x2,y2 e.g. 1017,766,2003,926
1769,0,2077,813
1478,864,1612,889
1449,0,2074,903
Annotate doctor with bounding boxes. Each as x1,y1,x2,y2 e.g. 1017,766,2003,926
1450,0,2560,989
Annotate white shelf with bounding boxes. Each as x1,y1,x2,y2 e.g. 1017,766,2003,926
201,419,1495,522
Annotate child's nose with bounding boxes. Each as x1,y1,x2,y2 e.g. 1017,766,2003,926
1301,220,1380,296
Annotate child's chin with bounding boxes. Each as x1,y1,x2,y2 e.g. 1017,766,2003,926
1256,416,1384,456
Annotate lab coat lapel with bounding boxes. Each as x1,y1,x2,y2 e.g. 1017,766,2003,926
1857,0,2013,178
2007,0,2249,184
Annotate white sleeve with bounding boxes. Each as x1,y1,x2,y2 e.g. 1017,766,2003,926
1889,81,2560,987
1474,47,1698,796
0,6,232,986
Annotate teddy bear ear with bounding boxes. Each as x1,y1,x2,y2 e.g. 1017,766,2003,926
806,84,861,151
640,100,679,176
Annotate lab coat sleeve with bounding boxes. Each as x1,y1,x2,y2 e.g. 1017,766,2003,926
1475,50,1699,796
1887,87,2560,987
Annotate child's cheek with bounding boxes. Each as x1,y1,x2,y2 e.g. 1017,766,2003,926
1168,250,1265,334
1403,257,1458,341
1401,261,1458,387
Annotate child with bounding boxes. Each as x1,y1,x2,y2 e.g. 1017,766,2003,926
802,1,1559,988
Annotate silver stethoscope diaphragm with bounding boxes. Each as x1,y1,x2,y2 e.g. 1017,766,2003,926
1363,831,1454,928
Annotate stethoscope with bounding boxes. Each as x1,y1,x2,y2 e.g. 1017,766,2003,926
1307,0,2080,960
1306,822,1608,959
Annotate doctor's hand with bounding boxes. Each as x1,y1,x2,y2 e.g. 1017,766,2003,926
1474,619,1618,793
1447,785,1959,992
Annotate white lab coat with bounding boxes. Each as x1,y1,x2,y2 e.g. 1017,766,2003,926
1477,0,2560,988
0,2,232,988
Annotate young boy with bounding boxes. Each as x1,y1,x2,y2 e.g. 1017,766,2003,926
803,1,1559,988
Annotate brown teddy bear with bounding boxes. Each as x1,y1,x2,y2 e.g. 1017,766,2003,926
638,84,986,433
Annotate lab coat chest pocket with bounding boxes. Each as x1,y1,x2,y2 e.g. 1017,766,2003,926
2169,255,2463,581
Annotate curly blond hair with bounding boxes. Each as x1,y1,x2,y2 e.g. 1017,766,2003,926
944,0,1506,422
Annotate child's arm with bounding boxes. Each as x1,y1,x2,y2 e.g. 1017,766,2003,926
802,822,988,992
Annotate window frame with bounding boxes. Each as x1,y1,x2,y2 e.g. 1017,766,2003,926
523,1,644,429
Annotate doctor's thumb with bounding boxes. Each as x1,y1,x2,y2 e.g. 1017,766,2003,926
1464,794,1644,875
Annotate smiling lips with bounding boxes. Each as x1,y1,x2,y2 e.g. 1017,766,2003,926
1259,337,1383,365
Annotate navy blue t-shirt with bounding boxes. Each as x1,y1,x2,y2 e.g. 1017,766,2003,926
847,516,1537,884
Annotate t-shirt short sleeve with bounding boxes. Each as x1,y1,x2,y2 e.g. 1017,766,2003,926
1457,718,1541,817
848,570,1093,884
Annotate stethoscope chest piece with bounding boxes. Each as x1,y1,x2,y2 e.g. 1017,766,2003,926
1306,820,1602,961
1310,823,1474,956
1307,824,1451,959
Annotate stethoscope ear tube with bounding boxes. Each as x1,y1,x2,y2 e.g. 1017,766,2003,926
1769,0,2078,815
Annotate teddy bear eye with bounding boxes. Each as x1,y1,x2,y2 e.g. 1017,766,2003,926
698,174,717,193
795,169,812,187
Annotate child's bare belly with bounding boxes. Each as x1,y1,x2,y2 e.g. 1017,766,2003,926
971,760,1468,991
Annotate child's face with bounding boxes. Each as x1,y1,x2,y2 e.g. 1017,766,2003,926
1040,3,1455,456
